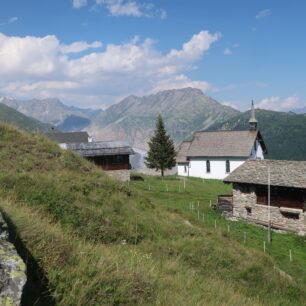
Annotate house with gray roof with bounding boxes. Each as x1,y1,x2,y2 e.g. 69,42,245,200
224,160,306,235
45,131,134,181
177,102,267,179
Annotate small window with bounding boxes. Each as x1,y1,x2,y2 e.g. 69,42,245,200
226,160,230,173
246,207,252,216
206,160,210,173
281,211,299,219
184,165,187,173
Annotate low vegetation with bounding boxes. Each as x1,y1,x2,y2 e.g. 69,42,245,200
0,124,305,305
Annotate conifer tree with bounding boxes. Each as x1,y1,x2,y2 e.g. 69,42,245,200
145,115,176,176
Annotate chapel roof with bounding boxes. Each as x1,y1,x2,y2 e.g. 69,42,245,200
180,129,267,158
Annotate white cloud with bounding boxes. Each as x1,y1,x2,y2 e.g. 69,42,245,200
152,75,212,94
159,9,167,20
98,0,143,17
255,9,271,19
73,0,87,9
8,17,18,24
0,16,19,26
168,31,221,62
222,101,239,110
257,95,300,111
93,0,166,18
0,30,220,107
224,47,232,55
61,41,102,54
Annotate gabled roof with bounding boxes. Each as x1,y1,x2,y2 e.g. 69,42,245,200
186,130,267,158
176,141,191,163
67,141,134,157
45,131,89,144
224,160,306,189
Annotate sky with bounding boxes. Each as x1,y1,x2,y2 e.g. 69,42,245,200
0,0,305,111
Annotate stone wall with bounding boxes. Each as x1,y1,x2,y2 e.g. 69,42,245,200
0,213,26,305
107,170,130,181
232,183,306,236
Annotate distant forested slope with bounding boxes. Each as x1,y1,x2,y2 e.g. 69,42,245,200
0,102,51,132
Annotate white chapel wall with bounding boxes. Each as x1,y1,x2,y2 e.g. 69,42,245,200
188,157,246,180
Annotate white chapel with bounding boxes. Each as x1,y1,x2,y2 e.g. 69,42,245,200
177,102,267,180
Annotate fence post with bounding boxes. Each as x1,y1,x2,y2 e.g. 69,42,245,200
263,241,266,253
289,249,292,262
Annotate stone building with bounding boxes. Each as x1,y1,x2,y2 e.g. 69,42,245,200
224,160,306,235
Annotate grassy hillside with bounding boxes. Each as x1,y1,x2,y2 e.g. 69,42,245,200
0,124,305,305
209,109,306,160
0,103,51,133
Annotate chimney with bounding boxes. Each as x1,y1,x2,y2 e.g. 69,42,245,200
249,100,258,130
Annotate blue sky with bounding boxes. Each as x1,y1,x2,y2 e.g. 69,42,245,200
0,0,305,111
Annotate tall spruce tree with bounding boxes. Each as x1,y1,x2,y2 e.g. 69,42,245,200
145,115,176,176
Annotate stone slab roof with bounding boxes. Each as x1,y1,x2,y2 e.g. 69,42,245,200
176,141,191,163
67,141,134,157
186,130,266,158
224,160,306,189
45,131,89,144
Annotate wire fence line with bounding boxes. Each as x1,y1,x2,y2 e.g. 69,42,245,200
130,178,302,265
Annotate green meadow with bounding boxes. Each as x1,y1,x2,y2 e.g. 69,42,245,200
0,124,305,305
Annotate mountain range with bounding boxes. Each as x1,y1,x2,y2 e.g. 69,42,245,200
87,88,239,149
1,88,306,161
0,102,51,133
0,96,100,129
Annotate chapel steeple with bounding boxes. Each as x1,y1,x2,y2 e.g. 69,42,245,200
249,100,258,130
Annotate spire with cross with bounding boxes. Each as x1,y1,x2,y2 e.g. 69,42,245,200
249,100,258,130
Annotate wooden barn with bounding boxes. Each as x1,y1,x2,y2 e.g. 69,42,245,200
45,131,134,181
67,141,134,180
224,160,306,235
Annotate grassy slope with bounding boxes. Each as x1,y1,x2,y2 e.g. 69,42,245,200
0,103,51,133
0,124,305,305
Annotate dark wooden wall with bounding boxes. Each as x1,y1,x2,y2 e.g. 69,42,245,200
87,154,129,171
255,184,305,210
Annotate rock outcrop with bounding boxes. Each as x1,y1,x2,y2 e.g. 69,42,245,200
0,213,26,306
